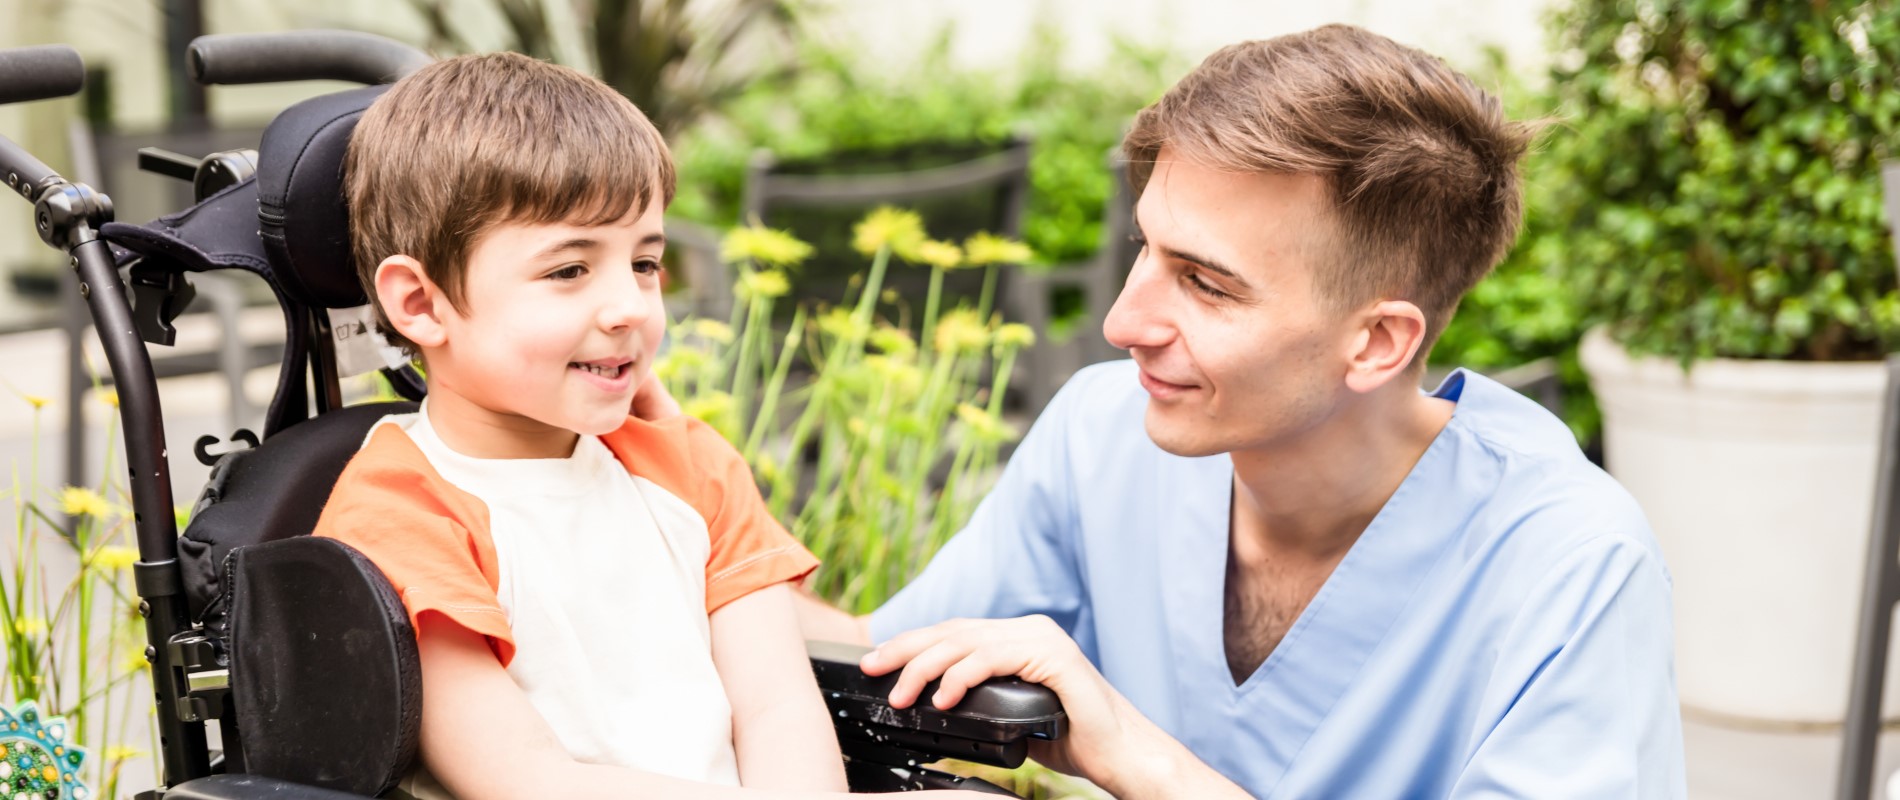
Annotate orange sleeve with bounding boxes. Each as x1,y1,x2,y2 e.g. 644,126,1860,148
313,425,517,666
603,416,819,614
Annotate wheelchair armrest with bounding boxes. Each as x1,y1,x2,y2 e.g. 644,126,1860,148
809,640,1066,793
164,774,371,800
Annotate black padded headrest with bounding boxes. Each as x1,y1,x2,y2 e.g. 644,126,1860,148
256,84,387,309
101,84,387,310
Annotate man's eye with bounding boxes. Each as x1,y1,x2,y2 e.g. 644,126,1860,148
548,264,586,281
1184,271,1229,300
1129,233,1148,251
632,259,664,276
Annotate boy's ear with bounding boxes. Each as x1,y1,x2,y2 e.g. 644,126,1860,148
374,255,450,349
1343,299,1429,394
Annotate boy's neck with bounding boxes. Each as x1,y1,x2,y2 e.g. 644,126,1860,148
424,381,582,460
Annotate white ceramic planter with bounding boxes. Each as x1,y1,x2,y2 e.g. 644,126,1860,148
1580,328,1892,725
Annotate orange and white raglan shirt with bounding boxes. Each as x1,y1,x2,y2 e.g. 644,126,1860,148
312,402,818,793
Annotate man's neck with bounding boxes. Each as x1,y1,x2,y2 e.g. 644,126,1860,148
1228,382,1455,559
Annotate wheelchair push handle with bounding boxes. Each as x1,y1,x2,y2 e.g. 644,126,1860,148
0,44,84,201
0,44,83,106
188,30,431,88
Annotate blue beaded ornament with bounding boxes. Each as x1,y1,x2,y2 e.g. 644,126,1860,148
0,701,89,800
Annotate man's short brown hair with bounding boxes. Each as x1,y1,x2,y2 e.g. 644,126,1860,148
1123,24,1534,354
346,51,676,354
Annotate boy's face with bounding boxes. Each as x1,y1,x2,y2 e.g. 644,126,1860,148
1103,149,1364,458
427,202,668,444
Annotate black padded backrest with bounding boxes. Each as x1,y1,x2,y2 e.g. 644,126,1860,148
181,401,416,627
256,84,388,310
228,536,420,796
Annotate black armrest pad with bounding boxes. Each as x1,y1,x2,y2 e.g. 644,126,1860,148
809,640,1066,771
165,774,372,800
228,537,420,797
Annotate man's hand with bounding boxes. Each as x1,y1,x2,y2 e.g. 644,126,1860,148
631,370,680,420
858,616,1249,799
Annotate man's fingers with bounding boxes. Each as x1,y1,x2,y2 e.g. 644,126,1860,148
933,656,1011,710
886,640,972,709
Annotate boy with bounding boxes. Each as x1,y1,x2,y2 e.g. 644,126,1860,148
313,53,954,800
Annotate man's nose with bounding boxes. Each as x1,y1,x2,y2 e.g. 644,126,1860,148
1102,256,1171,352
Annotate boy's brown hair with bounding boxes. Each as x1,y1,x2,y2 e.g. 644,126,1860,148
346,52,676,354
1122,24,1535,356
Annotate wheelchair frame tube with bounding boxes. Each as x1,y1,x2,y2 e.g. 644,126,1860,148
188,31,429,87
71,237,213,785
0,132,60,200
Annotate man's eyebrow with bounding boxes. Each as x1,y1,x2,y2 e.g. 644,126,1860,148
1135,221,1253,289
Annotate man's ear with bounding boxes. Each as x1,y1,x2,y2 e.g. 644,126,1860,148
374,255,450,349
1344,300,1429,394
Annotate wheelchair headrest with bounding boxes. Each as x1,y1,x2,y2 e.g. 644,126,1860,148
103,84,388,310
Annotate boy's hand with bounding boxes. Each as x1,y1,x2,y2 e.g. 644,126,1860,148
631,371,681,420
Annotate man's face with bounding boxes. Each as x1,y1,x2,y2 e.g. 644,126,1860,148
1102,151,1360,458
429,202,669,439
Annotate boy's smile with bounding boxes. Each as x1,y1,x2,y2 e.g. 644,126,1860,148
377,202,669,459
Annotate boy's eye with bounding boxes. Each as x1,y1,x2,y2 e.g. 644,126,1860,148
632,259,663,276
548,263,587,281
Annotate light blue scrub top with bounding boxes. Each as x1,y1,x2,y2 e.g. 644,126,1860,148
871,361,1686,798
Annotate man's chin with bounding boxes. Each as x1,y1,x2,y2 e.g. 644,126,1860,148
1143,406,1224,458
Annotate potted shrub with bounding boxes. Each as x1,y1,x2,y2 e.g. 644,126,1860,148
1551,0,1900,723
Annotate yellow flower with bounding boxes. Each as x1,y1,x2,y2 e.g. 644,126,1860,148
932,309,989,354
59,486,111,518
869,327,916,358
993,323,1037,350
93,545,139,571
852,207,926,257
12,616,47,636
846,418,868,438
956,403,1019,444
907,239,964,270
963,232,1034,266
97,388,119,408
864,356,924,398
682,392,735,426
755,452,780,486
816,308,869,343
737,270,791,300
104,745,145,761
720,225,813,268
688,319,735,345
21,394,49,410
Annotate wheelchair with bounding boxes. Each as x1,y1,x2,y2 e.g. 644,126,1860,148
0,32,1064,799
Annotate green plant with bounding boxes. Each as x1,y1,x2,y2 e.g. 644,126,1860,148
4,391,157,798
670,22,1181,267
661,210,1037,613
1540,0,1900,363
401,0,807,138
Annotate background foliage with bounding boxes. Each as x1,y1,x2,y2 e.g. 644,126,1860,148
1529,0,1900,363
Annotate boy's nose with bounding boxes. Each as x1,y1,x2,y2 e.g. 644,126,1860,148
1102,255,1174,352
598,277,653,331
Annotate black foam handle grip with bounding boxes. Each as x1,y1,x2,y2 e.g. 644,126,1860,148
0,45,84,106
188,31,431,87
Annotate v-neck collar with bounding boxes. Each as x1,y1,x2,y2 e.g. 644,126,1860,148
1159,370,1483,790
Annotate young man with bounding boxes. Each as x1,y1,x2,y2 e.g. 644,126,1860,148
313,53,989,800
803,25,1686,798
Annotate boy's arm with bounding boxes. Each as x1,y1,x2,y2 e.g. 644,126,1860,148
420,615,898,800
711,583,849,791
793,585,871,646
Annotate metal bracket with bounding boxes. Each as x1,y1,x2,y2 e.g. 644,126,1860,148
129,260,197,347
165,630,230,723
